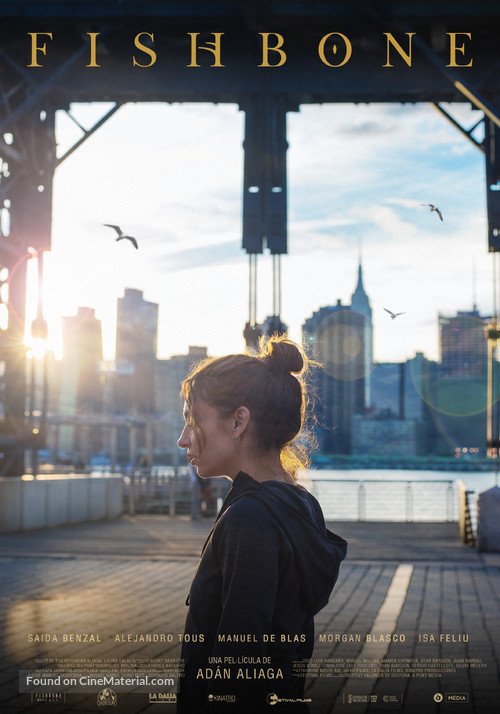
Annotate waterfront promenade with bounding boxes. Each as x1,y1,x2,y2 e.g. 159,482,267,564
0,515,499,714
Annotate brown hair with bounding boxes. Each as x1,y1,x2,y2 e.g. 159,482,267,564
181,336,313,479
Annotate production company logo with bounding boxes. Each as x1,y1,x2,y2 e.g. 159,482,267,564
433,691,469,704
149,692,177,704
344,694,378,704
343,693,402,705
383,694,402,704
30,693,66,704
445,693,469,703
267,693,312,706
208,693,236,703
97,688,117,707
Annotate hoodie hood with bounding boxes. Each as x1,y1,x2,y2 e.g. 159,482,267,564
222,471,347,616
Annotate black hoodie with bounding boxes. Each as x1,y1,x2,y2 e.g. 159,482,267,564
178,471,347,713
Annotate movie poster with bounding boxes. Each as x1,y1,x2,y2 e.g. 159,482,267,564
0,2,499,714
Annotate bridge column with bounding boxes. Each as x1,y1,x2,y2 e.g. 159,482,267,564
242,94,290,256
1,107,56,475
486,118,500,253
145,419,154,469
109,425,118,472
129,424,138,469
49,422,60,463
241,95,297,347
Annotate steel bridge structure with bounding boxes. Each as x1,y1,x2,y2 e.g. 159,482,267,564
0,1,499,475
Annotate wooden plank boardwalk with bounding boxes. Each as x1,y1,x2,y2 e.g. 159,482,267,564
0,515,498,714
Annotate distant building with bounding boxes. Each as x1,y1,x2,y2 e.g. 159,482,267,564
155,346,208,464
57,307,103,455
302,262,373,454
114,288,159,415
352,413,418,457
368,331,493,459
439,307,490,378
370,353,436,423
350,262,373,406
433,307,493,456
59,307,103,414
360,353,438,456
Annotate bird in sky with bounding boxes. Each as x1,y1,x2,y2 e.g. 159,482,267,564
421,203,443,221
384,308,405,320
103,224,138,249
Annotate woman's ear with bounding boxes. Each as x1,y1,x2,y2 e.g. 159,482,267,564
233,406,250,438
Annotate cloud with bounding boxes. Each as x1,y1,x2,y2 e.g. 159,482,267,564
385,197,429,209
153,239,246,273
289,216,361,245
337,120,396,137
357,204,420,238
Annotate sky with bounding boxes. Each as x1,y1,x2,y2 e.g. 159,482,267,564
41,98,490,364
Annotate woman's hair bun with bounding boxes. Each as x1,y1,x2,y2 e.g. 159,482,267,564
267,338,304,375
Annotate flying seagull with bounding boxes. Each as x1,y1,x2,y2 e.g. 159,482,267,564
421,204,443,221
384,308,405,320
103,224,138,249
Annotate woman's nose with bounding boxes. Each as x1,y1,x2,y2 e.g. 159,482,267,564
177,425,189,449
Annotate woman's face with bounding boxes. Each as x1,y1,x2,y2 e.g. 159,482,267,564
178,398,236,479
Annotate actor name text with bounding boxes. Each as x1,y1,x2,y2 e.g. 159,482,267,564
319,633,406,643
318,632,469,643
27,633,101,643
218,633,305,643
419,633,469,642
115,633,202,642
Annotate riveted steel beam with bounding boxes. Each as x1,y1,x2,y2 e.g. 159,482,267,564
242,95,296,255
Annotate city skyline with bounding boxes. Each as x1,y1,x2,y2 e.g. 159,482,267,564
47,282,491,464
42,99,491,363
50,277,491,371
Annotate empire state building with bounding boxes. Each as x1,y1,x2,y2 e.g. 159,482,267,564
302,260,373,454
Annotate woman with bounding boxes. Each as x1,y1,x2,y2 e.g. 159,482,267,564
177,336,347,713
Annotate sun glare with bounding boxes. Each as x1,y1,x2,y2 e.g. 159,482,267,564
24,254,38,348
24,251,63,360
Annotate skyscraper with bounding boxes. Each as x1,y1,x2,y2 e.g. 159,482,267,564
436,307,491,457
439,307,489,378
302,262,373,454
115,288,159,415
350,261,373,406
155,346,208,464
60,307,103,415
58,306,103,456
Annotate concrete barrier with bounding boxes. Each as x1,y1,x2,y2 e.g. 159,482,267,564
0,475,124,533
477,485,500,553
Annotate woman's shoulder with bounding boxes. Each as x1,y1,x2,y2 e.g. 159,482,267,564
213,496,287,555
216,493,280,537
224,492,272,519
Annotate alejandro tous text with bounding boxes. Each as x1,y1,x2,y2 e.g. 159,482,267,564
24,31,475,70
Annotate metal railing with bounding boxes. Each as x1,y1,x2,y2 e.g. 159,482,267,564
121,472,458,523
303,478,457,522
125,468,231,517
457,479,477,545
